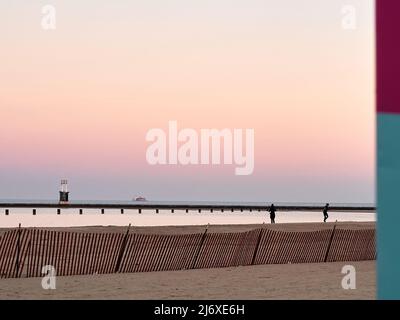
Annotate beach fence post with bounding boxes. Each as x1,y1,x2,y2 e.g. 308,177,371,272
362,229,375,260
24,239,31,278
251,223,265,265
115,223,131,273
26,230,33,278
324,220,337,263
191,224,209,269
15,223,21,278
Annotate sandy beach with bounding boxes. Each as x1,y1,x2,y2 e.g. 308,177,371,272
0,260,375,299
0,222,376,299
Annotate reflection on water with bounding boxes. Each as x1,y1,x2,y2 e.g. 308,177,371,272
0,208,375,228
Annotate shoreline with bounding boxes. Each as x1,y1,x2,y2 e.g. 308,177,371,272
0,221,376,235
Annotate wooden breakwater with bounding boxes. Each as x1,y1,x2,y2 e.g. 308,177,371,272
0,226,376,279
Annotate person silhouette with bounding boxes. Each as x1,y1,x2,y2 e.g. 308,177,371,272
323,203,329,222
269,204,276,224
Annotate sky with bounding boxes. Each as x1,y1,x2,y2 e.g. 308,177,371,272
0,0,375,203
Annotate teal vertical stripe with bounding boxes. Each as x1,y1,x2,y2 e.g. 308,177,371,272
378,113,400,299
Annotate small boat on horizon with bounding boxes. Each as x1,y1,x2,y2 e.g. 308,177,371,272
134,196,147,201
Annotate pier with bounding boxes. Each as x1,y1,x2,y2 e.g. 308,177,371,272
0,201,375,214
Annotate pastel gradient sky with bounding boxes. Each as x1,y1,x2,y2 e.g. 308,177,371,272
0,0,374,202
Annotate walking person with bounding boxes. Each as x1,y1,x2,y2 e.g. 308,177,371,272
269,204,276,224
323,203,329,222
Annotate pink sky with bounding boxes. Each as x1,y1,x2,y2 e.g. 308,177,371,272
0,0,375,202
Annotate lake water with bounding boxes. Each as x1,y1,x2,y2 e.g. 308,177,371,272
0,208,375,228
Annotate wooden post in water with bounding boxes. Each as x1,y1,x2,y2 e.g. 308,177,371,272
324,220,337,263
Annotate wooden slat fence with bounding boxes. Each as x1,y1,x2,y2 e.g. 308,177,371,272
326,228,376,262
0,227,376,279
253,229,332,265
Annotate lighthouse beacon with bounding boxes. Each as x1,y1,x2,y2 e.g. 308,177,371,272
59,179,69,204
